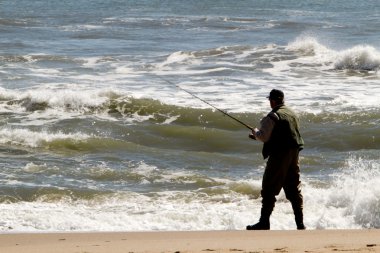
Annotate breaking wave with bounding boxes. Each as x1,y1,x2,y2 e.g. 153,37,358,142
0,87,379,153
1,155,379,231
287,35,380,71
334,45,380,71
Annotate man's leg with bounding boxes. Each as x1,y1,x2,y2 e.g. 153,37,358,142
283,149,305,230
247,152,289,230
246,194,275,230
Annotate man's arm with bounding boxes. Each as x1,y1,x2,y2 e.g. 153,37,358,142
249,112,278,142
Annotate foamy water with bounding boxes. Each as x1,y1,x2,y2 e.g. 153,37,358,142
1,37,379,116
1,156,379,231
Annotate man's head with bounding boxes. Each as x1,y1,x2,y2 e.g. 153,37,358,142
267,89,284,108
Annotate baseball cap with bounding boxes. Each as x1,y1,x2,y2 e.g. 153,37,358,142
267,89,284,100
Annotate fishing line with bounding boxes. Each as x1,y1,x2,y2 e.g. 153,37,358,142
158,76,253,130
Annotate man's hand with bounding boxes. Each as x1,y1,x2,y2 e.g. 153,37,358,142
249,133,256,140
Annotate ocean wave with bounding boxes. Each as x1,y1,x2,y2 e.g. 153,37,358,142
308,155,380,229
334,45,380,71
1,155,379,231
286,36,331,56
1,87,379,153
0,185,105,204
4,86,380,126
0,18,32,27
0,54,79,64
301,110,380,125
0,87,256,128
0,190,256,231
286,35,380,71
0,55,37,63
0,128,92,149
0,160,262,203
1,87,111,113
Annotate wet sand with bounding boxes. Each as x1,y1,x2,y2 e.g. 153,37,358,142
0,229,379,253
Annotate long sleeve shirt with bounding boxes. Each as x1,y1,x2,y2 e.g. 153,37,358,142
252,112,279,143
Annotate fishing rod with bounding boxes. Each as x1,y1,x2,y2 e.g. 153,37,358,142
158,76,254,131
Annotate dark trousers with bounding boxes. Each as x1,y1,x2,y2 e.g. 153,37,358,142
260,148,303,220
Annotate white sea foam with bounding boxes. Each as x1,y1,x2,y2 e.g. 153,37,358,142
0,128,91,148
60,24,105,32
4,37,376,117
286,36,331,56
141,37,379,115
300,155,380,230
243,36,380,114
0,86,127,124
0,188,260,232
334,45,380,71
286,35,380,72
2,37,379,119
1,85,111,109
0,155,378,232
156,51,203,70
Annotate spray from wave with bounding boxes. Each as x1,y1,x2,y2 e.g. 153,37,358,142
286,36,331,56
304,155,380,229
334,45,380,71
286,35,380,72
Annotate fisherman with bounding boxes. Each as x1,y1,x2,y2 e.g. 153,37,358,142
247,89,305,230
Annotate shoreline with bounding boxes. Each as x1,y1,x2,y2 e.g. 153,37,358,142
0,229,379,253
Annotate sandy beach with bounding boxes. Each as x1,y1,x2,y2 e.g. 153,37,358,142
0,230,379,253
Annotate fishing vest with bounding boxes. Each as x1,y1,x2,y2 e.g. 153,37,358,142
262,105,304,159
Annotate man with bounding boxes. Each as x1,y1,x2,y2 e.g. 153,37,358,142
246,89,305,230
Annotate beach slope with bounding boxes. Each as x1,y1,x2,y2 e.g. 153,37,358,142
0,230,379,253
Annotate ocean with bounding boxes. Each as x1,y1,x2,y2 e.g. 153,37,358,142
0,0,379,232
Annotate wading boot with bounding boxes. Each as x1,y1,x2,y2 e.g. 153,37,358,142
246,210,271,230
246,218,270,230
295,211,306,230
290,199,305,230
297,222,306,230
247,198,274,230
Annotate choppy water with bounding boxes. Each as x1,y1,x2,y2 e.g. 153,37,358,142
0,0,379,231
